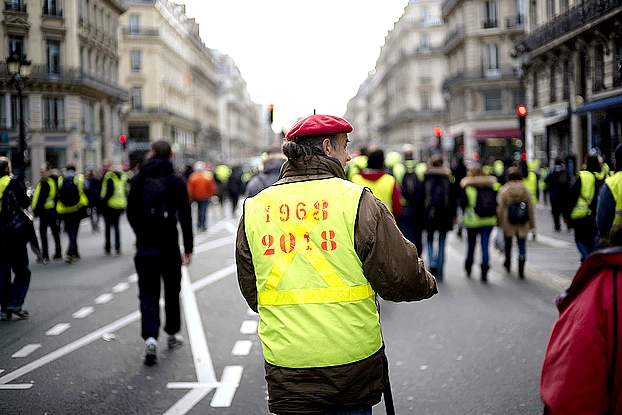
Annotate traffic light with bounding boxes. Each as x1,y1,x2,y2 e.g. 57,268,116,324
433,126,443,137
268,104,274,124
119,134,127,150
517,104,527,149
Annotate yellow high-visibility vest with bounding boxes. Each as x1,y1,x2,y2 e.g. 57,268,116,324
100,172,127,210
605,172,622,227
571,171,596,220
32,177,57,210
244,177,382,368
351,173,395,209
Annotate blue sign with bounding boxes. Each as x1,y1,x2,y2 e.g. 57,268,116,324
0,132,8,143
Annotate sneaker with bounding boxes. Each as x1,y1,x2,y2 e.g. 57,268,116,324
115,249,122,256
144,337,157,366
104,249,111,256
167,334,184,350
0,312,11,321
65,256,76,264
5,307,28,319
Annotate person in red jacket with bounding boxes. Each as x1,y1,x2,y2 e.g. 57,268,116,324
540,224,622,414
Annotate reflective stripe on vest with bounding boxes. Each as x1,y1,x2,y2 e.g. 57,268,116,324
351,173,395,209
244,177,382,368
101,172,127,210
571,171,596,220
56,175,89,214
33,177,57,210
606,172,622,226
0,175,11,211
463,185,497,228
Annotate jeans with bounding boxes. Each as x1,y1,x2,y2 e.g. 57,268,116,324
0,243,31,312
135,252,183,340
572,217,596,262
62,214,82,257
505,237,526,258
427,230,446,278
103,209,122,252
397,210,423,255
466,225,493,266
39,209,62,259
326,408,373,415
196,199,210,231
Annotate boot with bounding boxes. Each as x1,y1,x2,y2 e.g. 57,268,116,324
518,255,526,279
481,264,490,282
504,242,512,272
464,259,473,277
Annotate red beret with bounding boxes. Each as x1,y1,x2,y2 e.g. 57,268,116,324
285,114,353,140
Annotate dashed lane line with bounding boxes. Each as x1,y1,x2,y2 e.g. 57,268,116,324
111,282,130,293
239,320,258,335
45,323,71,336
94,293,114,304
72,306,95,319
231,340,253,356
12,344,42,358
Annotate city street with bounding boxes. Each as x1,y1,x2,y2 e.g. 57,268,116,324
0,200,581,415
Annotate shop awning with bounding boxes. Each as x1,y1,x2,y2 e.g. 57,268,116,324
574,94,622,115
473,128,520,140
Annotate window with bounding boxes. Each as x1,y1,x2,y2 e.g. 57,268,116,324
614,40,622,87
549,66,557,103
512,90,522,109
47,40,61,76
484,91,502,112
10,95,28,128
420,62,431,82
6,0,24,12
131,88,142,110
44,0,59,15
560,0,568,12
563,60,570,99
129,15,139,34
421,92,431,111
594,45,605,92
0,98,6,128
420,34,430,50
43,97,65,130
8,35,24,57
83,101,95,132
484,1,498,28
131,50,141,71
483,44,499,75
546,0,555,20
421,6,430,22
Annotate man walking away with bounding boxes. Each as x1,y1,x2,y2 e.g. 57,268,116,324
56,165,89,264
0,157,32,320
237,113,437,415
127,140,193,365
545,157,570,232
32,162,62,263
100,165,128,255
187,161,217,232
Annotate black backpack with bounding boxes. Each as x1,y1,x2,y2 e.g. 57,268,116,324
58,178,80,206
142,176,171,220
400,168,422,202
508,201,529,224
424,178,450,221
474,187,497,217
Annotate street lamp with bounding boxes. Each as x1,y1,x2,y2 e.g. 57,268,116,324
6,52,31,181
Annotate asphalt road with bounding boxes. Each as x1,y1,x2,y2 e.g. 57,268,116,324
0,199,582,414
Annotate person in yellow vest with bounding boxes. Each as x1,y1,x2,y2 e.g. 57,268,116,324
522,159,540,205
0,157,32,321
346,147,368,181
351,149,402,218
597,144,622,243
32,162,62,263
56,165,90,264
460,163,500,282
100,165,128,255
564,155,602,262
236,113,437,415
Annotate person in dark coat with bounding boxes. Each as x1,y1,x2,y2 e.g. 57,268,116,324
32,162,62,263
545,157,570,232
227,165,244,214
0,157,32,320
245,147,285,198
452,157,467,238
421,155,456,280
127,140,193,365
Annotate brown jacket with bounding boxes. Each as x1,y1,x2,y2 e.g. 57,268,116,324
236,155,437,414
496,180,535,239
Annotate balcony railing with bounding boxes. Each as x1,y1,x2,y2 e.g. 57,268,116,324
506,14,525,29
483,19,498,28
122,27,160,36
43,120,66,131
443,26,465,53
5,1,26,12
519,0,622,52
43,4,62,16
443,65,518,89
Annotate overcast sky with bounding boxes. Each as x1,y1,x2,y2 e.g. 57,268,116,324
182,0,409,133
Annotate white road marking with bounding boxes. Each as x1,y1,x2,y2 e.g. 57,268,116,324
231,340,253,356
94,293,114,304
194,235,235,255
127,274,138,283
224,221,238,235
72,307,94,319
0,369,4,374
0,384,33,390
240,320,258,335
535,234,574,249
45,323,71,336
191,264,236,292
111,282,130,293
12,344,42,358
211,366,244,407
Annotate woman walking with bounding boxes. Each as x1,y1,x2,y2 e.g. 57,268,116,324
496,167,535,279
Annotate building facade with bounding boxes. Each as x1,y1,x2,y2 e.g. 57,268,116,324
515,0,622,171
0,0,128,185
346,0,447,158
119,0,220,169
442,0,526,163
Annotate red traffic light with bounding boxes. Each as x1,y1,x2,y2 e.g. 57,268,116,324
119,134,127,144
517,104,527,117
267,104,274,112
433,126,443,137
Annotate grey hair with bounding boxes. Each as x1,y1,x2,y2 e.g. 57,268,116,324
281,135,340,160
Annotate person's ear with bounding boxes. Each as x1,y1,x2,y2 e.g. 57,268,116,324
322,138,332,156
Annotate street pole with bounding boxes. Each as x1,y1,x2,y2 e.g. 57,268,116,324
6,53,31,183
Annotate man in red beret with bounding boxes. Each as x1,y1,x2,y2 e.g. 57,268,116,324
236,113,437,415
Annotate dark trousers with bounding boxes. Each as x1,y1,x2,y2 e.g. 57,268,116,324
466,225,494,266
135,252,182,340
39,209,62,259
397,212,423,255
0,243,31,311
103,209,122,252
572,216,596,262
550,201,564,231
62,214,82,257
